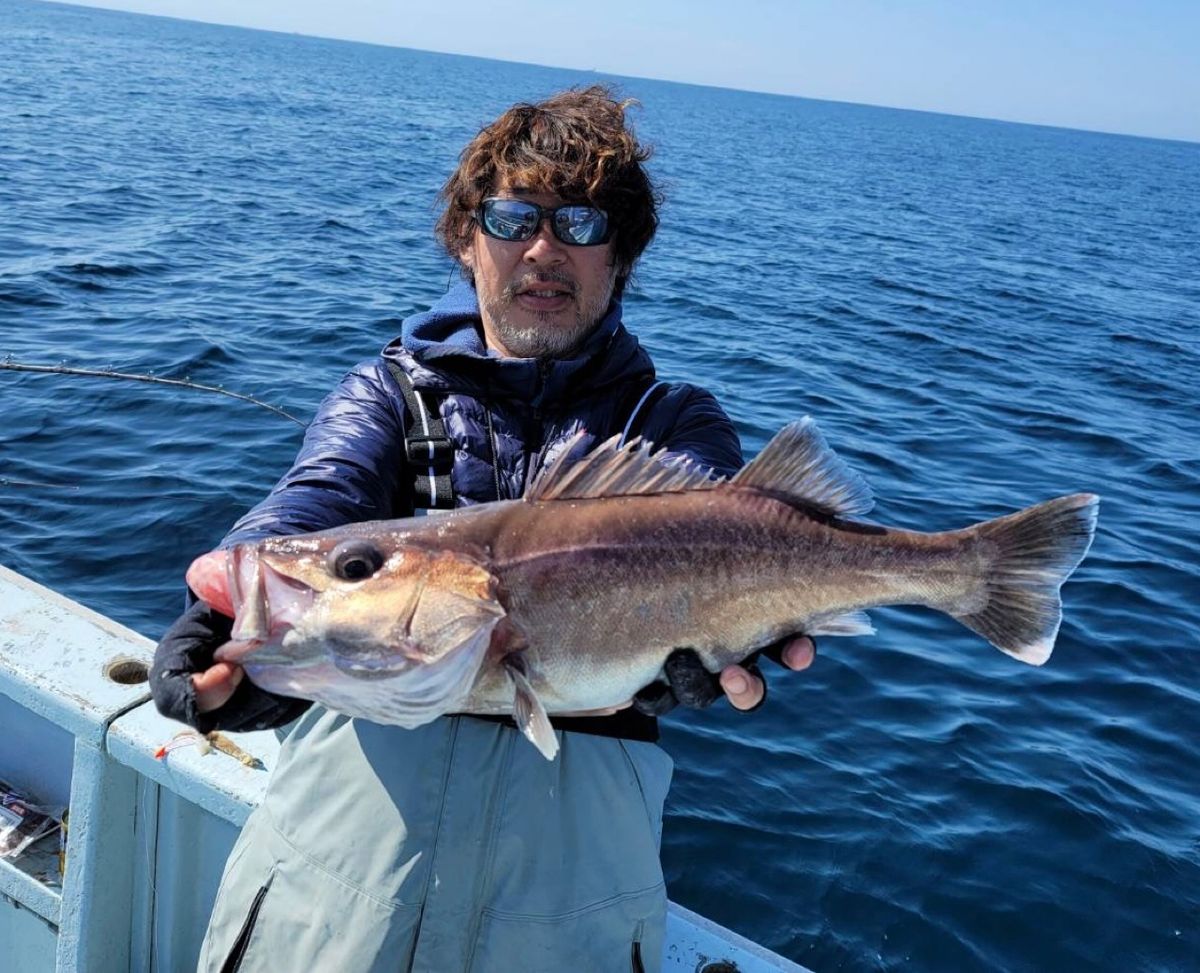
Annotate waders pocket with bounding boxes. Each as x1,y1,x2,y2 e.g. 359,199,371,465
219,871,274,973
200,812,423,973
467,884,666,973
632,936,646,973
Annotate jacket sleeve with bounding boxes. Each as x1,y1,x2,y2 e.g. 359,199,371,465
650,384,744,478
222,359,410,547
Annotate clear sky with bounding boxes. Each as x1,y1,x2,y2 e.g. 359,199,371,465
55,0,1200,143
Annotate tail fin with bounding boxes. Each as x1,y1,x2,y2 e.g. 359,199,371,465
954,493,1099,665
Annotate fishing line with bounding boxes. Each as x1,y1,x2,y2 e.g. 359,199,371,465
0,358,306,426
0,477,76,490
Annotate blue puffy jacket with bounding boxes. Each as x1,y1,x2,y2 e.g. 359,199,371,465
227,282,741,541
220,281,743,736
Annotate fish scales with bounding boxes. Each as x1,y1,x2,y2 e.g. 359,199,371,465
466,490,976,713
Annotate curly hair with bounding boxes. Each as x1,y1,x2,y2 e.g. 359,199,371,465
436,86,660,295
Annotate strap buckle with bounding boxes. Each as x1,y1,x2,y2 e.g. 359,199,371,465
405,436,454,465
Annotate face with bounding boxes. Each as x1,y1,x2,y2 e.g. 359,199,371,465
460,186,621,360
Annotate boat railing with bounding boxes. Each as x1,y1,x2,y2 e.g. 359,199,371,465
0,562,812,972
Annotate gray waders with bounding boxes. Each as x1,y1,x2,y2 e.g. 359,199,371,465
199,709,674,972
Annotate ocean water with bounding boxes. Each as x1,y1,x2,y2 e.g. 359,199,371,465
2,2,1198,970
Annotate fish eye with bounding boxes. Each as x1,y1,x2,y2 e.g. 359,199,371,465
329,540,385,582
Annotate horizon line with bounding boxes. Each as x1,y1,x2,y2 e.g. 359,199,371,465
42,0,1200,147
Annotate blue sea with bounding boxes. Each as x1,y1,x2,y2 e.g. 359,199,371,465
2,2,1198,969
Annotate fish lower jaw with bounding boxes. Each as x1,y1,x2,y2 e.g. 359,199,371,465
240,652,326,674
213,639,262,666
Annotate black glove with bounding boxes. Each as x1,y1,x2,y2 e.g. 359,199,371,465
631,637,815,717
149,599,309,734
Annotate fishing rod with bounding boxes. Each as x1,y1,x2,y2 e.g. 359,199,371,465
0,359,306,426
0,477,76,490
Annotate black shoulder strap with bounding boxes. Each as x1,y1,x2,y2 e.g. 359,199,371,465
387,365,669,511
386,361,455,510
617,378,670,448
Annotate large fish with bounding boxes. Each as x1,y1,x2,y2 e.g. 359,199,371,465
187,419,1098,759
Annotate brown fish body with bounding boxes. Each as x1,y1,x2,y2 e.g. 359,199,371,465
461,490,971,713
195,419,1098,759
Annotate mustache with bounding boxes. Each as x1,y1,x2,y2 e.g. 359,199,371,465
501,271,577,300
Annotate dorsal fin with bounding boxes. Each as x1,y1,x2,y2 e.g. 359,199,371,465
732,418,873,517
527,432,723,502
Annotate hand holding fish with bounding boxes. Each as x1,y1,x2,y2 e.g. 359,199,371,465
632,636,817,714
192,660,243,713
161,419,1098,762
149,599,308,732
722,635,816,710
185,632,815,721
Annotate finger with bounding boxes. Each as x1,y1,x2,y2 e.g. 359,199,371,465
780,636,816,671
665,650,722,708
192,662,244,713
631,681,679,717
720,663,765,711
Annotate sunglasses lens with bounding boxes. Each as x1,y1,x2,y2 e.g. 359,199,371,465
481,199,540,241
554,206,609,245
480,199,610,245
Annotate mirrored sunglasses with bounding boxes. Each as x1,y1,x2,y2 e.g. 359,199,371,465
477,197,612,247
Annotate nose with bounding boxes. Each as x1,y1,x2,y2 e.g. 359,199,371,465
521,219,567,266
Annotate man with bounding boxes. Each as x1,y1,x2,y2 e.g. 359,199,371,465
151,86,813,973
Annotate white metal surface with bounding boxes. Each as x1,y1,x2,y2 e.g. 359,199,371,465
665,902,814,972
0,563,154,971
0,564,152,746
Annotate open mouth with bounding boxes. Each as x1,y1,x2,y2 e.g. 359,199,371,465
514,280,574,311
188,544,315,661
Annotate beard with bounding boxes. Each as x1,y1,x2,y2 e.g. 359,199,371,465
481,269,615,360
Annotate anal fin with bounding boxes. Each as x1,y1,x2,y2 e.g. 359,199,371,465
503,656,559,760
804,610,876,637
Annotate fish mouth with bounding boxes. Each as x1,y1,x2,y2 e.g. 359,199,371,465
213,639,263,666
189,544,316,660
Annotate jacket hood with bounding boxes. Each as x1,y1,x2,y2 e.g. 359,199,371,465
384,280,654,407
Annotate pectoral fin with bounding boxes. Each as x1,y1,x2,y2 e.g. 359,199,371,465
503,655,559,761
